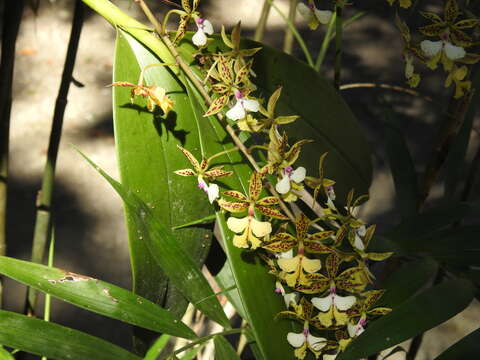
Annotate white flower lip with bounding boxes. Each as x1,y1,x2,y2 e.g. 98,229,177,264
192,18,214,47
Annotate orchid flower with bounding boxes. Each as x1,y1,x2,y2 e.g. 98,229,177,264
420,36,465,71
276,166,306,195
192,17,214,47
287,324,327,359
227,212,272,249
174,145,232,203
347,315,367,338
275,281,299,308
225,89,260,120
197,177,219,203
277,247,321,287
297,1,332,30
311,283,356,327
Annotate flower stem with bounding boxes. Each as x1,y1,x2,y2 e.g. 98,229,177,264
283,0,298,55
334,2,343,90
268,0,314,67
315,12,336,71
171,328,244,357
254,0,272,42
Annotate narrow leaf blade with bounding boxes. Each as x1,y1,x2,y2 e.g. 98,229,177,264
0,310,140,360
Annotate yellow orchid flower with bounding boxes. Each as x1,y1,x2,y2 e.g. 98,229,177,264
277,248,322,287
445,65,471,99
226,215,272,249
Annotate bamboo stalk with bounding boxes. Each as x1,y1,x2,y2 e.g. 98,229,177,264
253,0,272,42
0,0,25,309
25,0,85,315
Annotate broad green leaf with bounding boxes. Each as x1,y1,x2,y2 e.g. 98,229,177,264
0,347,14,360
382,105,418,219
0,310,140,360
412,225,480,266
214,335,241,360
444,70,480,200
338,279,475,360
434,328,480,360
113,30,212,318
77,149,229,328
377,257,438,308
384,201,474,248
0,256,195,339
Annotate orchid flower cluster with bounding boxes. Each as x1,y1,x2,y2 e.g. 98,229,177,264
116,1,394,358
391,0,480,98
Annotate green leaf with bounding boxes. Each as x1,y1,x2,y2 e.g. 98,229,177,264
338,279,475,360
377,257,438,308
144,334,170,360
113,29,212,317
76,148,229,328
382,105,418,219
444,70,480,200
434,328,480,360
0,347,14,360
384,201,474,249
214,335,241,360
413,225,480,266
215,262,247,320
0,256,196,339
0,310,140,360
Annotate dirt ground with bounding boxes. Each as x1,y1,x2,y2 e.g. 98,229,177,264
3,0,479,359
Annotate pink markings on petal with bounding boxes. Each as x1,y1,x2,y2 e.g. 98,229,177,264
234,89,243,99
284,166,293,176
303,328,309,336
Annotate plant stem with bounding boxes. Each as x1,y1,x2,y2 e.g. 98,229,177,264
315,12,336,71
268,0,315,67
25,0,85,315
41,228,55,360
254,0,272,42
0,0,25,309
136,0,296,222
172,328,244,357
419,93,472,208
283,0,298,54
334,2,344,90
